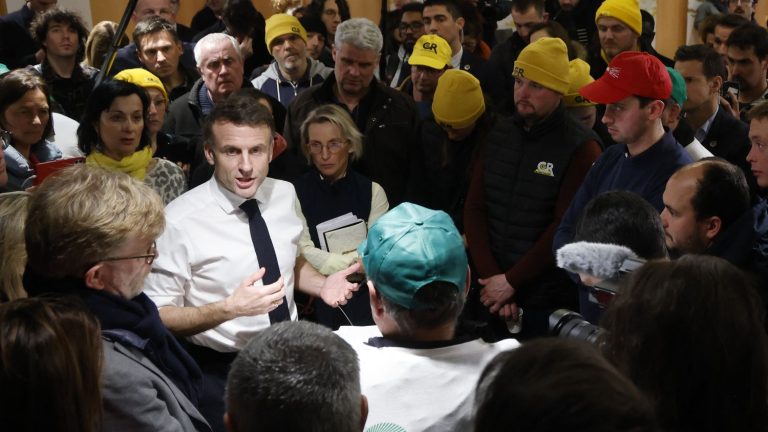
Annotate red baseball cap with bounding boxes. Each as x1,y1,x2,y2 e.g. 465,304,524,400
579,51,671,104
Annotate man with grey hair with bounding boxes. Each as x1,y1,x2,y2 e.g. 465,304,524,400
336,203,519,431
225,321,367,432
163,32,249,175
284,18,423,206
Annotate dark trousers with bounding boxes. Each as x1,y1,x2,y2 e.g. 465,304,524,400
184,343,238,432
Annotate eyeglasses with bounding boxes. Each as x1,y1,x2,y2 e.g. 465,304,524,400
399,21,425,32
102,242,158,265
308,140,347,155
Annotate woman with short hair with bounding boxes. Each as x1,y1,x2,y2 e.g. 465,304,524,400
77,78,186,204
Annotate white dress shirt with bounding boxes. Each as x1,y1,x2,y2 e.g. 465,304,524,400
144,177,303,352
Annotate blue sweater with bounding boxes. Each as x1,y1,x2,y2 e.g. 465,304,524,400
553,130,693,253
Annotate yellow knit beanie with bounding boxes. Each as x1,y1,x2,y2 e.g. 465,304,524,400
512,37,570,95
432,70,485,129
564,59,596,107
265,14,307,49
595,0,642,35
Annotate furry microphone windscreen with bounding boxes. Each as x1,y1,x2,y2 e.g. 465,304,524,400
556,242,638,279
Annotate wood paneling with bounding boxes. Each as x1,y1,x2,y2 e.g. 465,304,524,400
88,0,383,37
655,0,686,59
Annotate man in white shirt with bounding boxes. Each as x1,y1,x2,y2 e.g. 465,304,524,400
144,94,360,432
337,203,518,432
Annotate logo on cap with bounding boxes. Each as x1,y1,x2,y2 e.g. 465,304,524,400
512,66,525,77
422,42,438,54
291,26,300,33
607,67,621,79
534,161,555,177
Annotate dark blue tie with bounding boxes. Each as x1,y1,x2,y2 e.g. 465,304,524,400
239,199,290,323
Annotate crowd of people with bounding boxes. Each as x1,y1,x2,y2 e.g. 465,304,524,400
1,0,768,431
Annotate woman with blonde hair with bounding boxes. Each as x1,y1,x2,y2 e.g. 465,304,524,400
83,21,129,69
293,104,388,329
0,191,29,302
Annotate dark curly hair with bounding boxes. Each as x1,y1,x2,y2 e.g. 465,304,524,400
30,8,90,63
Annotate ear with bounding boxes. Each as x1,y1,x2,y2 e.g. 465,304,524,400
456,17,465,31
710,75,723,96
670,103,682,123
359,395,369,432
332,46,337,63
368,280,385,318
702,215,723,241
648,99,666,120
542,12,550,22
84,264,107,291
204,144,215,166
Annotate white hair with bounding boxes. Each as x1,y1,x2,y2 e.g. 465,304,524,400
334,18,383,54
193,33,242,66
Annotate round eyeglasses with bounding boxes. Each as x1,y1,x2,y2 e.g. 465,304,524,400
308,140,347,155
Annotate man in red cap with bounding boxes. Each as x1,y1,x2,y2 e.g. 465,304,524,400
553,51,693,317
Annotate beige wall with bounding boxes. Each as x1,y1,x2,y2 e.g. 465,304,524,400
90,0,381,32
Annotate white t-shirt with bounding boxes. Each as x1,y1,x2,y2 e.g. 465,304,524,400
336,325,519,432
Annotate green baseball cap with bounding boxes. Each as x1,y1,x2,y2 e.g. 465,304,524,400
666,67,687,106
358,203,467,310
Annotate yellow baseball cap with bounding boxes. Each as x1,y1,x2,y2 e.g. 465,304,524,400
408,34,452,70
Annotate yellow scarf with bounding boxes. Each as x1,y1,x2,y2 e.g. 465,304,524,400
86,147,153,181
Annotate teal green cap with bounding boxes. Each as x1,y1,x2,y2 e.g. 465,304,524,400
0,63,9,76
666,67,687,106
358,203,467,310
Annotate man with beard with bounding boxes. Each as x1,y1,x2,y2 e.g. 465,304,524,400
251,14,332,108
399,34,452,118
660,159,768,291
385,2,426,88
464,37,602,338
724,24,768,121
728,0,757,22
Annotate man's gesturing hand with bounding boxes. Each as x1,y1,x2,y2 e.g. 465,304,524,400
224,267,285,318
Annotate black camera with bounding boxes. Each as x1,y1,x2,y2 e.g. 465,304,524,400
549,309,605,345
721,80,740,101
